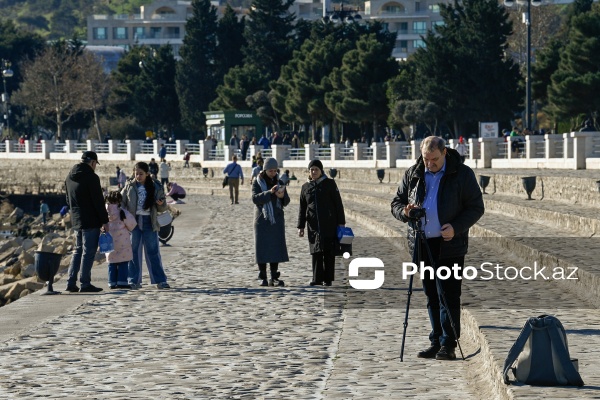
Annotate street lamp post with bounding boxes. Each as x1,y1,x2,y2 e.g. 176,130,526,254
1,59,14,138
504,0,541,131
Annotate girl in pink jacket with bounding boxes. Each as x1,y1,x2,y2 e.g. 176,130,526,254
105,191,137,289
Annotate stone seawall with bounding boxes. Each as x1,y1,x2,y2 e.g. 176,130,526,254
1,159,599,206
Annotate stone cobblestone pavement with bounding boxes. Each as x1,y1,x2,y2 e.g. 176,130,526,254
0,195,487,399
342,196,600,400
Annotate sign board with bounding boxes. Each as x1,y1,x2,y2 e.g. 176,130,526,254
479,122,498,138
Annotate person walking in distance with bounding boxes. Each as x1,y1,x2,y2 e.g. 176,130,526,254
240,135,250,161
64,151,109,293
297,160,346,286
223,155,244,205
121,162,171,289
252,158,290,286
159,160,171,189
148,158,159,179
391,136,484,360
118,168,127,190
159,143,167,162
454,136,467,163
251,158,264,183
39,199,50,225
183,148,191,168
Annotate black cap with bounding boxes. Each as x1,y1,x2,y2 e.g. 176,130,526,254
81,151,100,164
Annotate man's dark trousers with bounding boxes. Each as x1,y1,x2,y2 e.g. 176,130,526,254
67,228,101,289
420,237,463,349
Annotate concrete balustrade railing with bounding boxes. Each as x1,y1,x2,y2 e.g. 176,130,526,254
3,133,600,169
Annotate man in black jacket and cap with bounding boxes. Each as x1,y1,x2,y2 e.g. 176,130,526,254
64,151,109,293
391,136,484,361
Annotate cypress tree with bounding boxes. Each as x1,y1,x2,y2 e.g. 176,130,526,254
175,0,218,130
412,0,520,135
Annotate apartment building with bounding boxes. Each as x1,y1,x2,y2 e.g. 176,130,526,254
87,0,449,60
364,0,448,60
293,0,449,60
87,0,202,58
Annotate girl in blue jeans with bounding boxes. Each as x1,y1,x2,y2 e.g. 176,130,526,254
121,162,171,289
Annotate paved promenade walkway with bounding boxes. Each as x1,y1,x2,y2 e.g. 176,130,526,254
0,195,491,399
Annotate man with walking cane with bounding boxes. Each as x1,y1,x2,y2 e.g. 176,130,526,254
391,136,484,361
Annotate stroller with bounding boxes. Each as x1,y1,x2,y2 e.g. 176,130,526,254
158,206,180,245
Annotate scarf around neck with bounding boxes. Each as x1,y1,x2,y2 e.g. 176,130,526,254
257,173,281,225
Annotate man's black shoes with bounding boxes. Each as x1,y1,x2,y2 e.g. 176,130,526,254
417,345,440,359
65,285,80,293
435,346,457,360
79,285,103,293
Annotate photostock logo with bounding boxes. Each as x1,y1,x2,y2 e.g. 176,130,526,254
348,257,385,290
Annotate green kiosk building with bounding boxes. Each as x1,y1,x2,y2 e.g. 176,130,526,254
203,110,264,145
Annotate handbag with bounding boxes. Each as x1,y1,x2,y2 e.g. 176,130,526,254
98,232,114,254
337,226,354,244
335,226,354,257
156,211,173,227
222,175,229,188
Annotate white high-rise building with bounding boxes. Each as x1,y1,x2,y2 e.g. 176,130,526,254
87,0,450,60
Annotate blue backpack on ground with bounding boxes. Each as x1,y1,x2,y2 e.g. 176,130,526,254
502,314,584,386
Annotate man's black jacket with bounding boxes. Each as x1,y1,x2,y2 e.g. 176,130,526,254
65,162,109,230
391,148,484,259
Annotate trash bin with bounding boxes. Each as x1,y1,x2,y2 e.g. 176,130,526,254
35,251,63,295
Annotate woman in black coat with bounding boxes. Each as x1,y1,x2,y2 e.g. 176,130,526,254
297,160,346,286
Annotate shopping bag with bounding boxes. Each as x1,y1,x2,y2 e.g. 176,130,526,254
99,232,114,254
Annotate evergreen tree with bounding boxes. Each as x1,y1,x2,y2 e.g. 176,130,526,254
532,38,562,106
0,20,45,92
386,59,418,130
547,9,600,126
211,64,268,110
175,0,218,131
271,26,352,141
325,33,398,141
215,4,245,84
135,45,180,132
110,46,147,119
532,0,594,118
246,90,279,129
111,45,180,132
212,0,296,109
243,0,296,82
411,0,520,135
272,21,394,142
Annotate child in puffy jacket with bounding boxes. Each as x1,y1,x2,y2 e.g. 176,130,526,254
105,191,137,289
